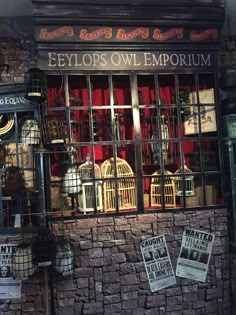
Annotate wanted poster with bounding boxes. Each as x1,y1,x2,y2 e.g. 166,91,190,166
176,228,214,282
0,244,16,279
0,244,21,299
141,235,176,292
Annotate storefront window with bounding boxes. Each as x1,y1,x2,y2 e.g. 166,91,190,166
46,72,223,217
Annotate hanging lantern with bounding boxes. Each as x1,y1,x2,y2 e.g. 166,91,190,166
32,228,56,267
20,117,41,145
62,165,81,195
54,240,74,275
78,154,103,213
25,68,45,102
175,164,195,197
43,115,66,145
12,242,36,280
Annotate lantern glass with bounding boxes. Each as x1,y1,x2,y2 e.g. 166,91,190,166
20,117,41,145
12,243,36,280
62,166,81,195
25,68,45,101
54,240,74,275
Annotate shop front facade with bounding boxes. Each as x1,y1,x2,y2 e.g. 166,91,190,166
0,0,234,314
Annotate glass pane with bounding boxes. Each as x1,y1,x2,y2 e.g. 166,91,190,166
90,75,109,107
112,75,131,106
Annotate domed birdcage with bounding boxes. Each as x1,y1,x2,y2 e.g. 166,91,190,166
78,154,103,213
150,170,176,207
54,239,74,275
175,164,195,197
20,117,41,145
101,157,136,211
12,242,36,280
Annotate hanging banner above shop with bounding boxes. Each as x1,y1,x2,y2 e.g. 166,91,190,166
39,51,218,71
140,235,176,292
35,25,220,44
176,228,214,282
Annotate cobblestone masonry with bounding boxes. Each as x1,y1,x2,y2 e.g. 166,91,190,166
0,209,235,314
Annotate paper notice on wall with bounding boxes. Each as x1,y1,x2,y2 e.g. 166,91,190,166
0,280,22,299
0,244,16,279
0,244,21,299
176,228,214,282
140,235,176,292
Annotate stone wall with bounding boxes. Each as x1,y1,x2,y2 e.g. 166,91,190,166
0,208,233,314
48,209,231,315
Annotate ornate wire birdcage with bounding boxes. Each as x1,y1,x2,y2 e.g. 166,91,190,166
78,154,103,213
101,157,136,211
20,117,41,145
175,164,195,197
150,170,176,207
54,239,74,275
43,115,66,145
12,242,36,280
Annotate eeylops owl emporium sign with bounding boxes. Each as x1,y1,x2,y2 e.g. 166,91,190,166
39,51,218,72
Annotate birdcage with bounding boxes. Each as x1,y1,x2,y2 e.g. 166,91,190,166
78,155,103,213
54,240,74,275
175,164,195,196
12,242,36,280
150,170,176,207
101,157,136,211
20,117,41,145
43,114,66,145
